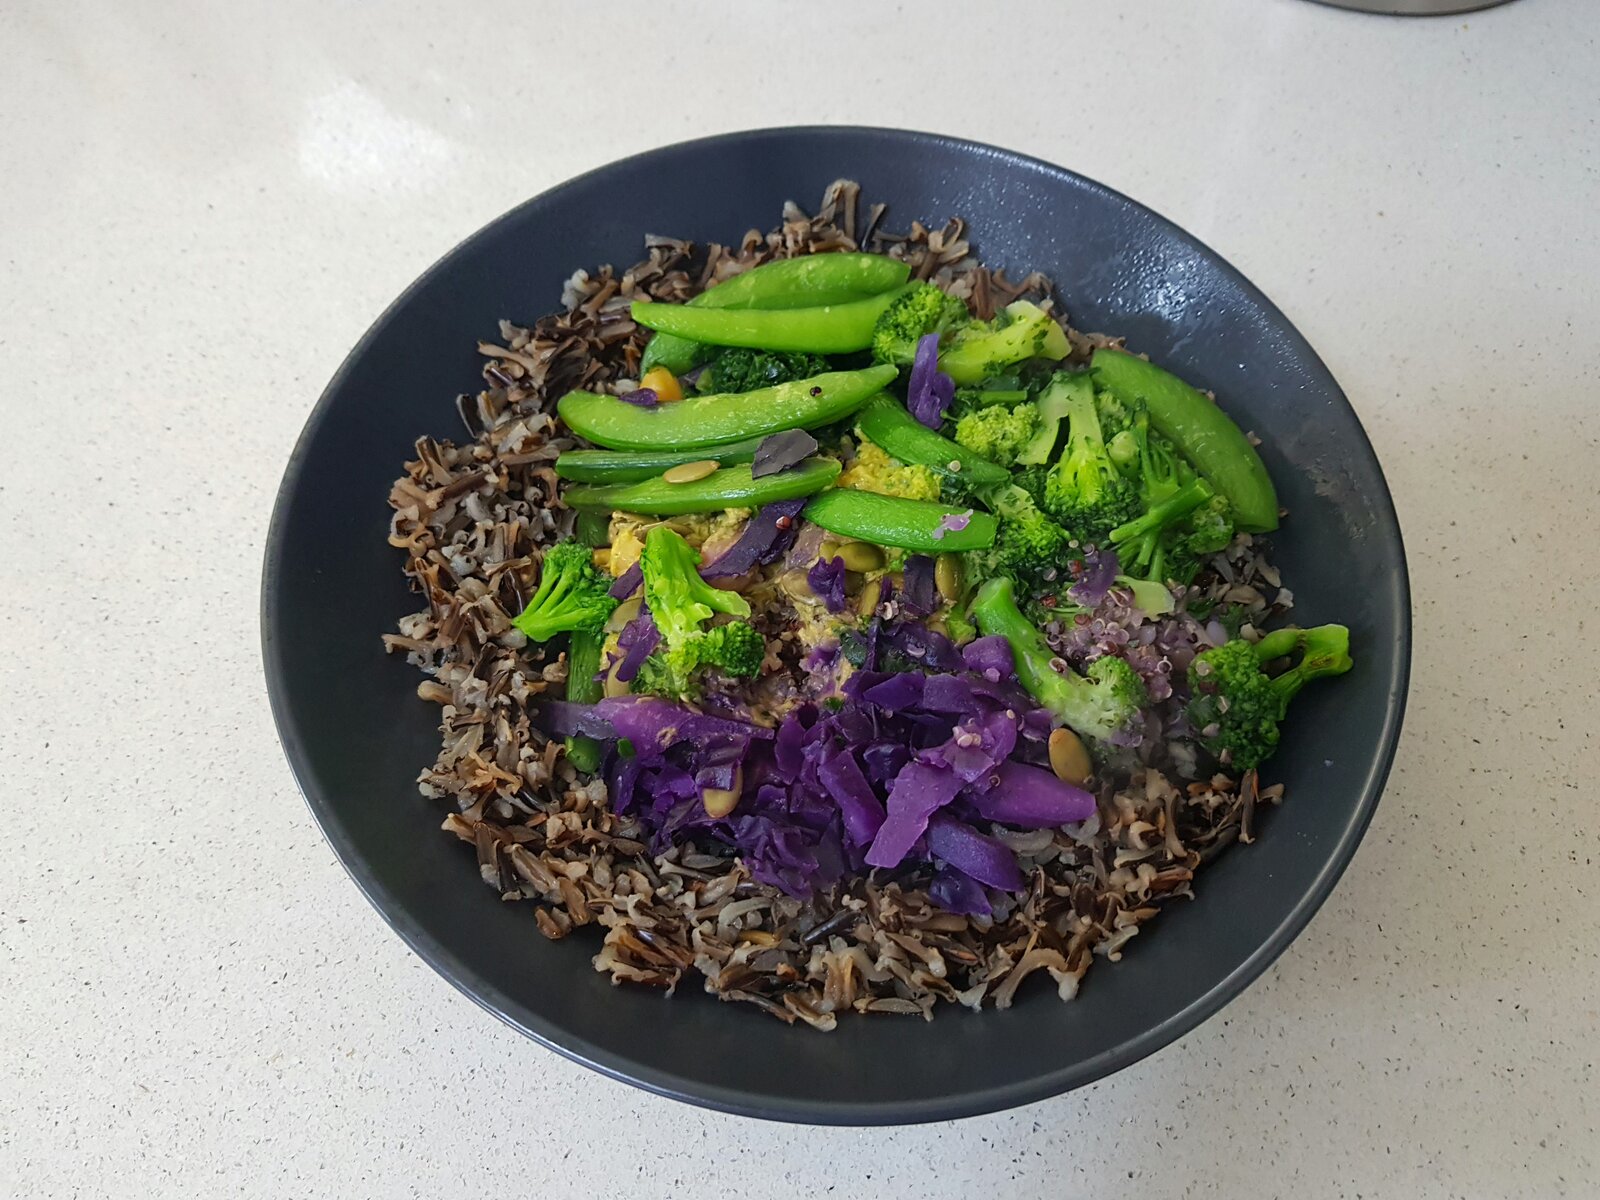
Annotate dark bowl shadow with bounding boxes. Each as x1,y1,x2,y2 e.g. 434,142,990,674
262,126,1410,1125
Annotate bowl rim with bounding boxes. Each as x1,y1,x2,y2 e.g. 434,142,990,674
261,124,1412,1125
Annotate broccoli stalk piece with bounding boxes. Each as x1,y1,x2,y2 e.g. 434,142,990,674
512,541,617,642
631,527,764,699
1016,371,1083,466
952,403,1039,467
1110,476,1215,579
969,577,1147,743
706,348,830,394
871,285,1070,384
1187,625,1353,771
1041,374,1140,542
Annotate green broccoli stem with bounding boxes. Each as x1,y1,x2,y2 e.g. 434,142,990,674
1264,625,1353,703
1110,477,1215,547
969,577,1144,741
968,578,1065,703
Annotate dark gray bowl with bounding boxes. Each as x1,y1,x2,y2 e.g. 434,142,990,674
262,127,1410,1124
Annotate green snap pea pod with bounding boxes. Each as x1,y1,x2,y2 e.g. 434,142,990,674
803,488,998,553
558,366,895,451
855,394,1010,487
563,458,841,516
631,287,908,355
563,511,612,773
1090,349,1279,532
555,436,768,483
640,254,912,375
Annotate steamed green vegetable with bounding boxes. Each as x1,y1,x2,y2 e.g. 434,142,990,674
639,252,912,376
1090,348,1278,532
969,576,1148,744
563,458,840,515
803,488,998,553
558,366,895,451
631,288,909,355
855,394,1010,486
555,437,767,483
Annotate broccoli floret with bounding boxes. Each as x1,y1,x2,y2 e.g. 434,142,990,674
640,526,750,643
1041,374,1140,542
1187,625,1353,771
971,483,1075,598
512,541,617,642
969,577,1147,744
839,439,942,501
938,301,1071,385
870,286,1069,385
706,348,829,394
630,528,762,699
1183,493,1236,557
953,403,1039,467
631,621,766,700
869,282,971,368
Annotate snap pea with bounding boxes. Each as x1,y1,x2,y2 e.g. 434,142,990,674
640,253,912,376
563,458,841,516
803,488,998,553
1090,349,1279,532
631,287,908,355
555,436,768,483
558,366,895,451
855,394,1010,487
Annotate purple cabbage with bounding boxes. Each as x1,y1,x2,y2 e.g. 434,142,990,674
807,555,847,612
613,610,660,682
925,814,1024,891
750,430,818,479
1068,546,1120,606
901,555,937,616
865,760,965,869
620,387,659,408
817,748,886,847
701,499,807,578
968,760,1096,827
907,333,955,429
962,635,1014,679
928,866,992,917
608,561,642,600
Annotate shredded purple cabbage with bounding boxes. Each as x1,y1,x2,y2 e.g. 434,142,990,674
961,635,1014,678
1068,546,1120,607
750,430,818,479
620,387,659,408
701,499,807,578
608,561,642,600
925,814,1024,891
907,333,955,428
807,555,847,612
589,596,1105,904
613,610,660,683
969,760,1096,827
901,555,937,616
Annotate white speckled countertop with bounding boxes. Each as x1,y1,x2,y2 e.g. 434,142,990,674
3,0,1597,1195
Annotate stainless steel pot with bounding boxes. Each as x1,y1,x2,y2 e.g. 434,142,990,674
1311,0,1515,12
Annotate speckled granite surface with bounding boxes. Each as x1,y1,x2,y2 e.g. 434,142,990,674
2,1,1595,1195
